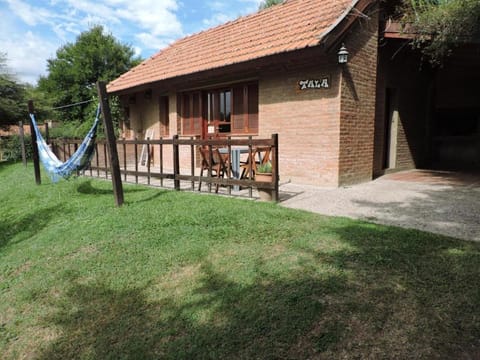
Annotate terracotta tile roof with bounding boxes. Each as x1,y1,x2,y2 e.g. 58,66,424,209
107,0,358,93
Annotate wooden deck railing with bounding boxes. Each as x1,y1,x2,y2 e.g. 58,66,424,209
51,134,279,201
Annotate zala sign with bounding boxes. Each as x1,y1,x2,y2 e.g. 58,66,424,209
298,78,330,90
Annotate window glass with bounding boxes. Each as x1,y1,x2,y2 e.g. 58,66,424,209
180,83,258,136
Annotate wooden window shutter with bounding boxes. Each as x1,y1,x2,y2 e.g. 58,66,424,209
181,94,192,135
179,92,202,136
159,96,169,136
192,92,202,135
176,94,182,134
232,86,245,132
247,83,258,133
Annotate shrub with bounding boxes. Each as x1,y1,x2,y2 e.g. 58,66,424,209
257,162,272,173
48,120,95,139
0,135,33,161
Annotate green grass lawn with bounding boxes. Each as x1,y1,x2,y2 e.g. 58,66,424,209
1,162,480,359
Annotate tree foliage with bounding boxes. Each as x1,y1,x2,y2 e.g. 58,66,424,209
0,53,27,127
37,25,141,123
259,0,283,10
401,0,480,64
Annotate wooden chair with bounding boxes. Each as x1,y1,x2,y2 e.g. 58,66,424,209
257,146,271,165
198,146,228,193
240,146,271,179
240,148,257,179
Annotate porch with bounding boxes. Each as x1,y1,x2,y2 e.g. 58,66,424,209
51,135,279,201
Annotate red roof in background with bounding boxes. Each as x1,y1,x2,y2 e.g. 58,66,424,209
107,0,358,93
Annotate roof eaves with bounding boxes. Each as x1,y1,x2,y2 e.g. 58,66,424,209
318,0,360,41
107,0,357,94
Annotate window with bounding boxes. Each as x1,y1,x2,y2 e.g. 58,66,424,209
179,82,258,136
207,89,232,133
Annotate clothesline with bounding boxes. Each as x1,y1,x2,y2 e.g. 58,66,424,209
48,99,96,111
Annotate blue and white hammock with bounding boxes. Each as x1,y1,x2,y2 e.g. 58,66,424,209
30,105,101,182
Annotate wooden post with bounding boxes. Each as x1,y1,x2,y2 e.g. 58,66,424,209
28,100,41,185
173,134,180,190
134,138,138,184
18,121,27,167
44,122,49,145
96,81,124,207
122,140,127,182
190,137,195,191
248,136,253,198
272,133,279,202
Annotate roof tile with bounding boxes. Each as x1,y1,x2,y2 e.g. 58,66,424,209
107,0,355,93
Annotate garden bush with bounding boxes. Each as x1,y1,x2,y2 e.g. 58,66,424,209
0,135,33,161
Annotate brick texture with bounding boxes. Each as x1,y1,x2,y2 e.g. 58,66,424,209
338,10,379,186
259,59,342,186
114,3,387,187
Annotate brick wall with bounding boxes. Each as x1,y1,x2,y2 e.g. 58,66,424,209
0,123,48,137
338,10,379,186
373,51,386,177
121,16,384,187
259,60,342,186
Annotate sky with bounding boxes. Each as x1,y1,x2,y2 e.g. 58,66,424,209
0,0,263,85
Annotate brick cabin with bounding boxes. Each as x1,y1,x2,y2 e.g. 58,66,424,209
107,0,480,187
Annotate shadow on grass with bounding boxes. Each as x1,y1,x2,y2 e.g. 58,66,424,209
38,263,348,359
76,180,169,205
319,223,480,358
36,224,480,359
0,205,69,250
75,180,147,195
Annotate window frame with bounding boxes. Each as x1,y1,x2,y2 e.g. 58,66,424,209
178,81,258,136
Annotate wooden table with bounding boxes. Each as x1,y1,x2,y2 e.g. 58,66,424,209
219,146,249,190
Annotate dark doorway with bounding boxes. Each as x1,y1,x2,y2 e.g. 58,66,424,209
383,88,399,170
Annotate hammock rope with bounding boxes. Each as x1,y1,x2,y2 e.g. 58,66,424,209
29,105,101,182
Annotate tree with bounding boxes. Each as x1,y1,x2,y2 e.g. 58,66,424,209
37,25,141,123
400,0,480,64
0,53,26,127
259,0,283,10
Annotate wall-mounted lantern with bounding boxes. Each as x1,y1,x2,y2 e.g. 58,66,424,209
337,44,349,64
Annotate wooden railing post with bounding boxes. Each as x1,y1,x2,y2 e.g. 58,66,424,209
190,137,195,191
134,137,139,184
18,120,27,167
272,133,279,202
248,136,253,198
147,139,151,185
173,134,180,190
27,100,41,185
122,139,127,182
160,138,164,187
97,81,124,207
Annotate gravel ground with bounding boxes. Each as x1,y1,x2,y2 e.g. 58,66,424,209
279,174,480,242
